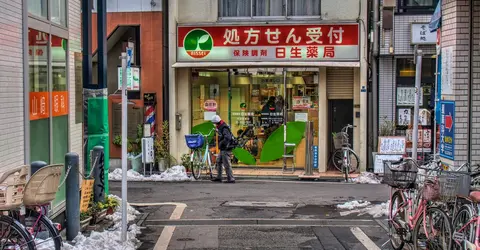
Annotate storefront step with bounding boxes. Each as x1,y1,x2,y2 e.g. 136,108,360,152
233,169,359,182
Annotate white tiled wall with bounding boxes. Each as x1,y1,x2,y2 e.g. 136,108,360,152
0,0,25,171
378,57,396,123
393,15,436,55
69,0,83,166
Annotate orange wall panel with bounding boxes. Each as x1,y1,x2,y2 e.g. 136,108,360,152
92,12,164,158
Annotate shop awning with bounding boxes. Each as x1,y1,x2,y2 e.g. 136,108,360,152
172,61,360,68
429,0,441,32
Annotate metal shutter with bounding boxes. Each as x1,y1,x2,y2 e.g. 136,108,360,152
326,67,354,99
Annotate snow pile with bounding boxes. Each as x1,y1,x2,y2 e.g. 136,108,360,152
337,200,390,218
336,200,371,209
63,195,142,250
109,165,192,182
351,172,382,184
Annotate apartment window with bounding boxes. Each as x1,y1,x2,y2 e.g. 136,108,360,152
28,0,67,26
51,0,67,26
397,0,439,14
28,0,48,19
219,0,321,18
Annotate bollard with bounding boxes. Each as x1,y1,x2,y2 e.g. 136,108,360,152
92,146,105,203
30,161,47,176
65,152,80,241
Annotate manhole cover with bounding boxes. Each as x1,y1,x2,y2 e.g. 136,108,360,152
224,201,296,208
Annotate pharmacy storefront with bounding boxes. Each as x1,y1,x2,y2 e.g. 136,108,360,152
172,23,364,172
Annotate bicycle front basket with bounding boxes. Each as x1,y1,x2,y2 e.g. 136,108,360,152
185,134,205,149
383,161,417,189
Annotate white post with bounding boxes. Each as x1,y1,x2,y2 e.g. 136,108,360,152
120,51,128,242
412,49,423,161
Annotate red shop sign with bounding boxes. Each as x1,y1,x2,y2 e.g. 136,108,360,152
177,24,359,62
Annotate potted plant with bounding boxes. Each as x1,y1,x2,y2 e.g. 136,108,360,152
113,124,144,172
379,117,396,136
102,196,119,215
155,121,176,171
90,203,108,225
80,211,93,231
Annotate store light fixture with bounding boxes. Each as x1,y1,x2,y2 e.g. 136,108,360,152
289,76,305,85
235,75,251,85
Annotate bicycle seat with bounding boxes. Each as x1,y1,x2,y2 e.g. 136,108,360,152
470,191,480,202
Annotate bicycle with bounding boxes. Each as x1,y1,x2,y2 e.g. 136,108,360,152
232,126,259,164
329,124,359,179
386,158,453,250
185,129,216,180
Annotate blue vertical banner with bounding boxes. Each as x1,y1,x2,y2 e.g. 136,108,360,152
439,101,455,160
312,146,318,169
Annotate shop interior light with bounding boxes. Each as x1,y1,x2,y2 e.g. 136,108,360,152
289,76,305,85
235,75,251,85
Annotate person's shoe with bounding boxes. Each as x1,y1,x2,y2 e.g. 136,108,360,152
224,179,235,183
211,178,222,182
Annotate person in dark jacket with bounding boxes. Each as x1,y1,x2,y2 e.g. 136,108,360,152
211,115,235,183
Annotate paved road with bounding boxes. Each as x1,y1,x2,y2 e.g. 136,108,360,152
110,180,393,250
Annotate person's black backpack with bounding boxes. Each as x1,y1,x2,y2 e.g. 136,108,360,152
221,125,239,149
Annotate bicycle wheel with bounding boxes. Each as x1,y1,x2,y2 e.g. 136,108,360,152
0,215,35,250
191,150,202,180
389,190,406,250
24,208,62,250
330,149,359,173
206,150,215,180
413,207,453,250
452,204,475,250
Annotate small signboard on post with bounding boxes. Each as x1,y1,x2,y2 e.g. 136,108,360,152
378,136,407,155
80,179,94,213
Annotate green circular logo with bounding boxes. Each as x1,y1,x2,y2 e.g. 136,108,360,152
183,29,213,59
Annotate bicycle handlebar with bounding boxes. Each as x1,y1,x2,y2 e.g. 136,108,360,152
195,128,216,137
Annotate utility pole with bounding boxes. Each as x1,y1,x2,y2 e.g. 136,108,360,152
412,48,423,161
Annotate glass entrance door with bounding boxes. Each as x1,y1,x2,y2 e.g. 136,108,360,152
191,68,319,168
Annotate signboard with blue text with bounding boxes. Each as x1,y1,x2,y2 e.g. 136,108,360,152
440,101,455,160
312,146,318,169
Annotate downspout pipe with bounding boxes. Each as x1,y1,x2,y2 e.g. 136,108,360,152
468,0,473,162
162,0,169,123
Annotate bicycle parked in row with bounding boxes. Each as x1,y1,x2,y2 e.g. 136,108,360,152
385,155,480,250
0,164,64,250
330,124,359,182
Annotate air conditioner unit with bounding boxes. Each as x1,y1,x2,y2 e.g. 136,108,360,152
383,0,396,8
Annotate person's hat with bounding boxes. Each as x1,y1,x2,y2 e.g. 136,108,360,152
211,115,221,124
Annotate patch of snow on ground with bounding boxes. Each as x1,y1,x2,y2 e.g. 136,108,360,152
336,200,371,209
351,172,382,184
109,165,192,182
63,195,142,250
337,200,389,218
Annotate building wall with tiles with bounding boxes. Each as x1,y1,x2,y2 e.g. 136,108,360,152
378,57,396,123
440,0,470,164
0,0,25,171
69,0,83,168
471,0,480,163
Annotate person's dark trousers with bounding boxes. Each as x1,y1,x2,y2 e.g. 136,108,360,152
216,150,235,181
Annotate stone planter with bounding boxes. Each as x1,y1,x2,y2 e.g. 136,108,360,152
80,217,92,232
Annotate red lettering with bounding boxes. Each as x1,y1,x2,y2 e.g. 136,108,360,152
290,47,302,58
252,49,258,56
260,49,268,56
276,47,286,58
306,46,318,58
233,50,240,57
323,46,335,58
242,50,249,56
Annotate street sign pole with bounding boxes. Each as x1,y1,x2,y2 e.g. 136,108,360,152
412,48,423,161
120,47,132,242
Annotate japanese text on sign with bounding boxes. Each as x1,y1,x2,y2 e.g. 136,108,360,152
411,23,436,44
440,101,455,160
177,24,359,62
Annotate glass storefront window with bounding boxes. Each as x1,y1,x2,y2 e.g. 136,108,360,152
51,0,67,26
29,28,50,163
28,0,48,19
191,69,319,167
